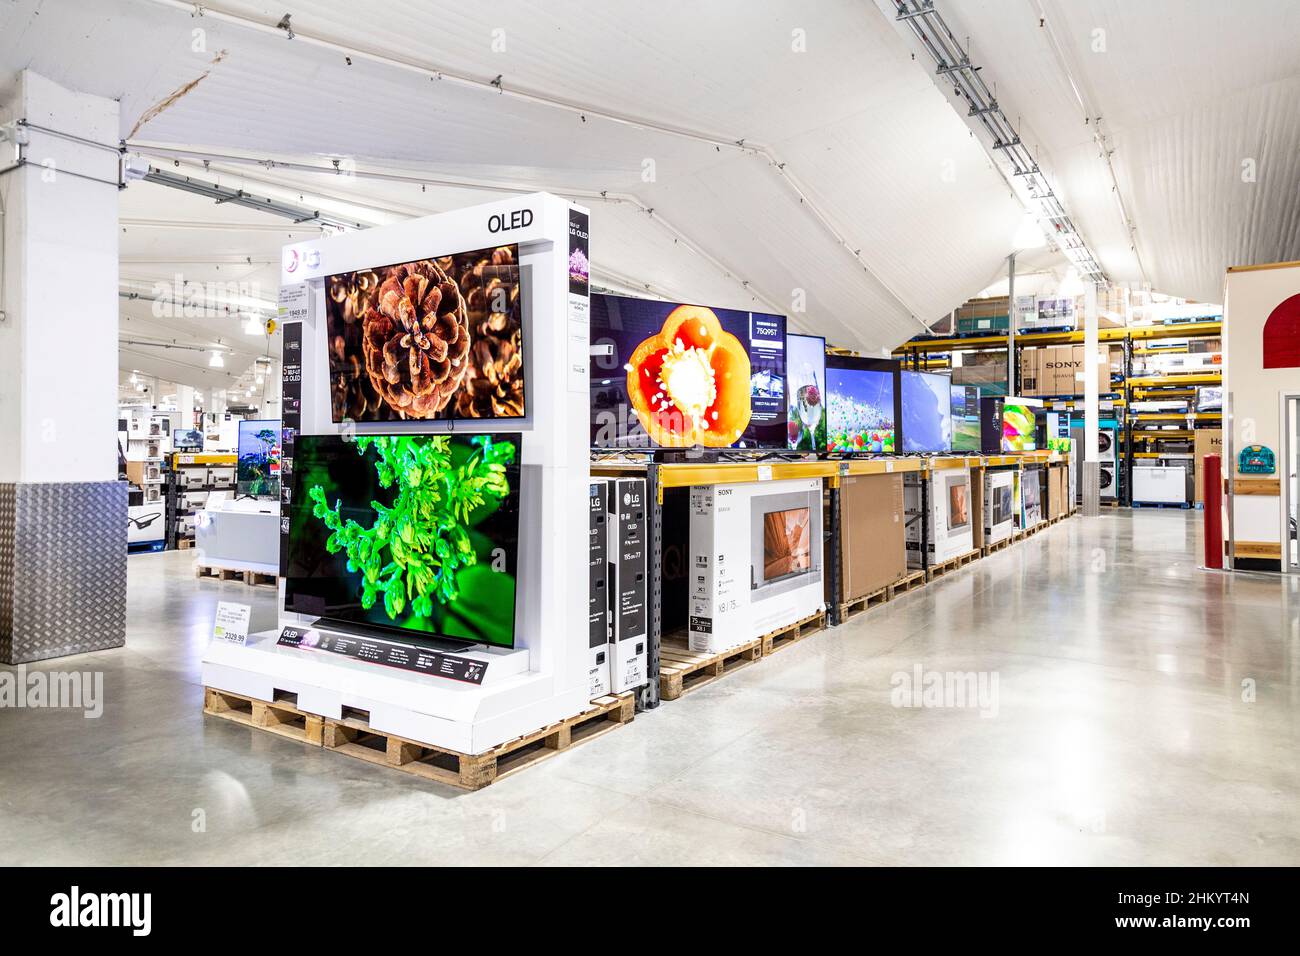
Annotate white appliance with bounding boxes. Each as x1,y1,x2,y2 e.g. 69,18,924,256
1098,427,1118,500
1133,465,1189,505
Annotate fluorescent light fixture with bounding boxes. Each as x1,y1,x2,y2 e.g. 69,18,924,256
208,351,225,368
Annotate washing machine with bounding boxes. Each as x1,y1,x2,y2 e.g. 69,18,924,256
1069,422,1120,500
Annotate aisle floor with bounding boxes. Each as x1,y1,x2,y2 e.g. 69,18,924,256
1,510,1297,866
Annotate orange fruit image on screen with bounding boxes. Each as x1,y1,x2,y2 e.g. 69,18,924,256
624,305,752,447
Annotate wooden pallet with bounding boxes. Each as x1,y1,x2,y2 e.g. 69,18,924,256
761,609,826,656
925,547,981,582
322,693,635,790
204,687,324,746
982,535,1013,557
891,569,927,595
838,584,890,621
195,564,277,587
659,632,763,701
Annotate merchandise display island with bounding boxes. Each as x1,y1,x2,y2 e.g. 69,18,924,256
201,193,601,759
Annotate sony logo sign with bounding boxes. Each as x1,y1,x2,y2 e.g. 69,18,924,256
1044,361,1082,369
488,209,534,233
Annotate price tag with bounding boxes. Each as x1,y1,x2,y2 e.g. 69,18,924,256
756,464,773,481
212,601,252,646
885,461,895,473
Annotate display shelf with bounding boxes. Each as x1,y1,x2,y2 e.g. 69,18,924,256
1131,412,1221,422
892,320,1222,357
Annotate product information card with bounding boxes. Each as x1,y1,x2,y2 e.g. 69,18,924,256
212,602,252,646
277,626,488,684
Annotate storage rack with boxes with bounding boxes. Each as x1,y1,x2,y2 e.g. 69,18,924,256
893,318,1222,506
166,453,237,549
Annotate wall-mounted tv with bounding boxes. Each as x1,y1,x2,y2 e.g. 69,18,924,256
589,293,787,448
901,370,953,453
950,385,981,452
236,419,281,498
325,244,524,422
1002,402,1038,452
825,355,898,453
786,333,827,451
173,428,203,451
284,433,522,649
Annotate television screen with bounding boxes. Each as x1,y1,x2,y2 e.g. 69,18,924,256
325,244,524,422
761,507,812,583
1196,386,1223,412
901,370,953,453
947,476,970,531
825,356,898,453
786,333,827,451
1002,403,1037,452
284,433,521,649
236,419,281,497
993,483,1013,525
173,428,203,451
589,293,787,448
950,385,981,452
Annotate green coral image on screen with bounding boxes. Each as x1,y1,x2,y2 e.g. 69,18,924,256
285,432,521,648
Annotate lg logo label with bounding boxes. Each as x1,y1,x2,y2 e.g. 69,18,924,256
488,209,534,233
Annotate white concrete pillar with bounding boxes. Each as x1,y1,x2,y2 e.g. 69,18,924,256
0,70,125,662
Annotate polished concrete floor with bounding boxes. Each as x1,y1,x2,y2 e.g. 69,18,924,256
1,510,1296,866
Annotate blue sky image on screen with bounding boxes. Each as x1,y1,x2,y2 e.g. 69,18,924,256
827,368,894,453
901,371,952,453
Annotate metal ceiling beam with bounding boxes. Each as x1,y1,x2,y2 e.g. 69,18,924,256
892,0,1106,283
142,166,367,231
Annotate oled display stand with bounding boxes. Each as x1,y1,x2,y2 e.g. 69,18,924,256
200,192,593,755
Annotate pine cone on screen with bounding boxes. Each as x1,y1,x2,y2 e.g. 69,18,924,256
454,247,525,418
327,270,389,420
361,260,471,418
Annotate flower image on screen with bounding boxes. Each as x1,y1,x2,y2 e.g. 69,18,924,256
236,419,281,498
786,333,827,451
284,433,522,649
589,293,787,448
901,370,953,453
325,244,524,423
1002,403,1038,452
762,507,811,582
950,385,981,452
826,363,896,453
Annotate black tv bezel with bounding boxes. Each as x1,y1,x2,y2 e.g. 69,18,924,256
900,368,954,454
323,243,527,425
588,291,790,451
283,431,523,651
824,354,902,455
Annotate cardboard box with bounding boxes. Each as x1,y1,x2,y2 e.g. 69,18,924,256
1020,345,1111,397
1194,429,1224,504
588,480,611,698
838,473,906,602
689,478,824,654
607,477,647,692
904,469,976,567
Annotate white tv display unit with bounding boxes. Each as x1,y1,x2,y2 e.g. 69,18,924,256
202,193,594,755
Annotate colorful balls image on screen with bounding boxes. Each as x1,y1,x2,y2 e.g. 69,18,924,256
826,368,895,453
1001,403,1037,452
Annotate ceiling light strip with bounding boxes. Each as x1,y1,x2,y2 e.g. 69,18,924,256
891,0,1106,283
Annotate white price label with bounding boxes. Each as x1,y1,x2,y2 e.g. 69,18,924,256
213,601,252,646
756,464,773,481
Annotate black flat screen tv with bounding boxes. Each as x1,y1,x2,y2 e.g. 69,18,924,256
283,433,522,649
325,244,525,423
589,293,787,449
236,419,281,498
825,355,900,454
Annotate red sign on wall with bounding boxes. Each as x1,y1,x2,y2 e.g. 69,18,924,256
1263,293,1300,369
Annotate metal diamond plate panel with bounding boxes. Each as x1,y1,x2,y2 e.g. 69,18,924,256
1,481,127,664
